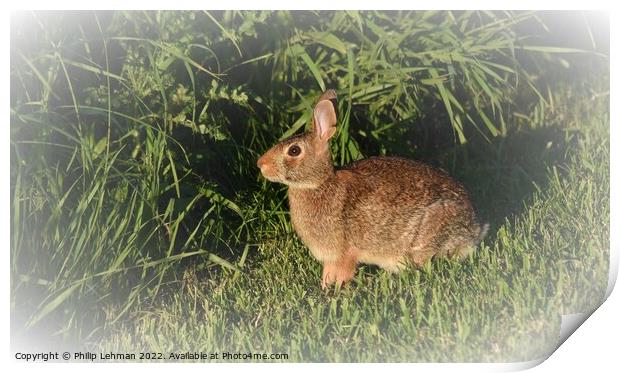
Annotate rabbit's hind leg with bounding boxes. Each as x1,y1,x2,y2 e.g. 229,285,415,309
404,200,456,267
441,234,477,260
409,228,474,265
409,249,436,268
436,222,480,260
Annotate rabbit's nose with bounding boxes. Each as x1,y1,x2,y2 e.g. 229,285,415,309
257,156,267,169
257,156,275,178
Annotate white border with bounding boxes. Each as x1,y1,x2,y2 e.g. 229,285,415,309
0,1,617,10
3,3,616,372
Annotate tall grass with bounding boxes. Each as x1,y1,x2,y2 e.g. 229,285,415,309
10,10,607,349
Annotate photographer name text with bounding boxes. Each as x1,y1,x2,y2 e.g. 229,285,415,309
14,351,288,362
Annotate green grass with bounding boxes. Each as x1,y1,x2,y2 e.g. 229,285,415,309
10,10,609,362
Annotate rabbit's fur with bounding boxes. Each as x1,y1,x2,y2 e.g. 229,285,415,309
257,90,487,288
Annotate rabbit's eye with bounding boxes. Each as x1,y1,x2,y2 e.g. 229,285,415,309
288,145,301,157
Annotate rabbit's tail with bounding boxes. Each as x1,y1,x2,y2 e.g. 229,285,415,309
475,223,490,245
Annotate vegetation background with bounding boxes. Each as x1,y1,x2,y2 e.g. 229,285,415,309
10,10,609,362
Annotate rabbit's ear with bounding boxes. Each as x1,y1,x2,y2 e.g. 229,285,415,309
312,99,337,142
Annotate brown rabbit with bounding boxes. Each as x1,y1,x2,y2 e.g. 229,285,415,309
257,90,488,289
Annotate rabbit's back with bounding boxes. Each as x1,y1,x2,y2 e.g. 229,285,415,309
342,156,470,202
338,156,480,268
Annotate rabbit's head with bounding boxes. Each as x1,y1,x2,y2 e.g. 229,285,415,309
257,90,338,188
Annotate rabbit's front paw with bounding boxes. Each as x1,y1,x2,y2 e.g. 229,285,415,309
321,254,357,289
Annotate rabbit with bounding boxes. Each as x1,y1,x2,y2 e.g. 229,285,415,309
257,89,488,289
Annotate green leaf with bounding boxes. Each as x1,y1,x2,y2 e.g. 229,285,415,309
295,47,326,92
280,112,311,140
307,31,348,54
207,253,240,272
27,283,81,327
93,137,108,157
